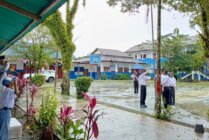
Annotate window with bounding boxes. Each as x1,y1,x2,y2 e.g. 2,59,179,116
143,54,147,58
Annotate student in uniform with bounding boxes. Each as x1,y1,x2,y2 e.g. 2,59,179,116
168,72,176,106
131,70,139,94
161,70,170,108
0,56,18,140
138,70,151,108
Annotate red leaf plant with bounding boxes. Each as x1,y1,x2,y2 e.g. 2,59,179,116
28,105,37,117
58,105,74,126
57,105,75,139
83,93,102,140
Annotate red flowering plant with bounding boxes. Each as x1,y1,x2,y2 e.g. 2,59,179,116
83,93,103,140
56,104,85,140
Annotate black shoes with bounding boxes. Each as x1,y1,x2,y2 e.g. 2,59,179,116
140,104,148,108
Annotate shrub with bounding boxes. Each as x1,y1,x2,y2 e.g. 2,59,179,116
155,106,172,121
75,77,93,99
112,74,130,80
37,90,59,138
55,105,85,140
101,74,107,80
31,74,45,86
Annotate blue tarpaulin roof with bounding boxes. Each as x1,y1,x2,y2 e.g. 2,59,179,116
138,58,168,64
130,64,144,70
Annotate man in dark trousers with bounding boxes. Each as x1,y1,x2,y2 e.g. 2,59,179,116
138,70,150,108
161,70,170,108
131,70,139,94
168,72,176,106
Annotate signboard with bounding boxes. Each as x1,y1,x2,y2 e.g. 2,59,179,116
90,54,101,65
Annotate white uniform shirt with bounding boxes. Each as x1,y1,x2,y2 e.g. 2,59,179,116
161,74,169,87
168,77,176,87
0,87,16,109
138,72,151,86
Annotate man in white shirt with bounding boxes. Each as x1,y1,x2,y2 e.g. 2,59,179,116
161,70,170,108
168,72,176,106
138,70,151,108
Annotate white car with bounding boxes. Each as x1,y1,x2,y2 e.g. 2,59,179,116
24,70,55,83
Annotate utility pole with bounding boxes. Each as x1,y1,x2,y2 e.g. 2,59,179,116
150,2,156,97
54,47,58,94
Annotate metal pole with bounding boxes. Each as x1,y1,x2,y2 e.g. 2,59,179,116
54,47,58,94
151,3,156,97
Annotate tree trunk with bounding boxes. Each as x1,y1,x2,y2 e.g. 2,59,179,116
44,11,73,95
61,69,70,95
200,5,209,57
155,0,162,117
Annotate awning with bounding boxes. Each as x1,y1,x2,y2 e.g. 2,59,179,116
138,58,168,64
0,0,66,53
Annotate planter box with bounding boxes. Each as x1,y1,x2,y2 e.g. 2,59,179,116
9,118,22,139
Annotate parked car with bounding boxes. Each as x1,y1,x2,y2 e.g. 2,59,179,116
24,70,55,83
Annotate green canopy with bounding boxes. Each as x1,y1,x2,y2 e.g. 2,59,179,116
0,0,66,53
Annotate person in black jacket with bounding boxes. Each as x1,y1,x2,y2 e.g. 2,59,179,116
131,70,139,94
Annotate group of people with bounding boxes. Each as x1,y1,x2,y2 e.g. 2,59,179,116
161,70,176,108
0,56,18,140
131,69,176,109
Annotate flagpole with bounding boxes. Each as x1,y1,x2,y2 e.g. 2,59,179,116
150,3,156,98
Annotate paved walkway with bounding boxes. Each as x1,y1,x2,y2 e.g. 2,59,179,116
97,105,209,140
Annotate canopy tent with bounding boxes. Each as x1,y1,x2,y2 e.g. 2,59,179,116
0,0,66,54
130,64,144,70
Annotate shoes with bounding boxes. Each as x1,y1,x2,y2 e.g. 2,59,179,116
140,105,148,108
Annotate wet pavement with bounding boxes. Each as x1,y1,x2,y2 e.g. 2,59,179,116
69,80,209,130
17,80,209,139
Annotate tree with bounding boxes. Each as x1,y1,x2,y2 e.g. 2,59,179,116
9,26,55,74
161,29,205,72
107,0,162,116
165,0,209,68
44,0,84,95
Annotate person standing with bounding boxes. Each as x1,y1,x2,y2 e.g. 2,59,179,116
168,72,176,106
131,70,139,94
0,77,17,140
138,70,150,108
161,70,170,108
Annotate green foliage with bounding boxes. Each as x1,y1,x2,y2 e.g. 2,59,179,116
112,74,130,80
56,120,85,140
37,91,59,132
101,74,107,80
31,74,45,87
9,25,56,73
75,77,93,99
161,30,205,72
165,0,209,58
155,106,172,121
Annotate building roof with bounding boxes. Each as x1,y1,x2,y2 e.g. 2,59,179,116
125,42,153,53
0,0,66,53
92,48,131,58
74,48,139,64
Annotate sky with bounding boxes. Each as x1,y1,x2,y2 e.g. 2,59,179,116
59,0,198,57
